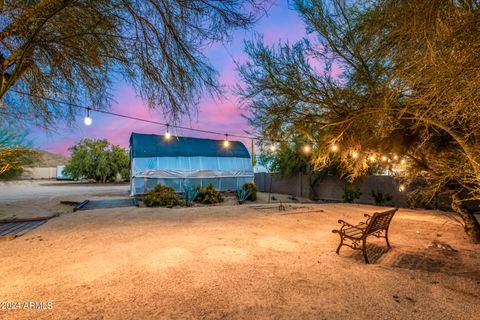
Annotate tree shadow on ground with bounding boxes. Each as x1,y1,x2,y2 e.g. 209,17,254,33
388,248,480,282
346,244,480,284
346,243,480,283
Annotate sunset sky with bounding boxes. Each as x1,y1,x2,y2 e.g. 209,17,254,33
31,2,307,156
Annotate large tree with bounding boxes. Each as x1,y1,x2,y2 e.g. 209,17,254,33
0,0,266,126
238,0,480,242
63,139,129,183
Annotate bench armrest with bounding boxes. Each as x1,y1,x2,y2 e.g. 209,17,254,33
337,219,363,230
364,213,372,224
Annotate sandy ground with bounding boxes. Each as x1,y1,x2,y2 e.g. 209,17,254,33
0,180,130,220
0,200,479,319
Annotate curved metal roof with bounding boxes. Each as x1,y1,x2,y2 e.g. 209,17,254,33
129,133,251,158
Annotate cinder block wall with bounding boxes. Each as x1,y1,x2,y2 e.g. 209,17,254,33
254,173,310,198
255,173,408,206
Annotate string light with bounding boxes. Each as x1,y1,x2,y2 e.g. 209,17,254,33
10,90,412,175
9,91,413,168
6,90,412,167
164,124,171,140
224,134,230,148
303,144,311,154
399,185,406,192
84,108,92,126
11,90,260,141
269,142,276,152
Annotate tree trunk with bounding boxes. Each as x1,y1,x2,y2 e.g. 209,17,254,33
451,193,480,244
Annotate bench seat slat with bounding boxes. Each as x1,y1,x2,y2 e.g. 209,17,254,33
343,227,364,238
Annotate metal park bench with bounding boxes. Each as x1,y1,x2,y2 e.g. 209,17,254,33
332,208,398,263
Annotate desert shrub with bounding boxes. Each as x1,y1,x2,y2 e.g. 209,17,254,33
144,184,179,207
241,182,257,201
236,188,251,204
195,183,223,204
342,185,362,203
370,189,393,205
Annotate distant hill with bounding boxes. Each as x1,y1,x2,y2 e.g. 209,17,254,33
34,150,69,167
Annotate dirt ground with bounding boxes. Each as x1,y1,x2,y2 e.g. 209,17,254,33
0,192,479,319
0,180,130,220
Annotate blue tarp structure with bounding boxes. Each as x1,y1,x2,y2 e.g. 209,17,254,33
129,133,254,195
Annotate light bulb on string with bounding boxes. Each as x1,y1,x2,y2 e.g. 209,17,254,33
84,108,92,126
303,144,311,154
224,134,230,148
401,159,406,165
351,151,359,159
331,144,338,152
269,142,276,152
381,155,388,162
399,185,406,192
164,124,171,140
369,154,376,162
393,155,398,160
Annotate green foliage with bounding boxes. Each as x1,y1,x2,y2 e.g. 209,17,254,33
342,185,362,203
195,183,223,204
238,0,480,241
236,188,251,204
241,182,257,201
257,140,341,177
0,125,39,180
264,140,311,176
0,124,33,148
257,152,275,173
144,184,180,207
0,147,39,180
182,184,198,207
369,189,393,205
63,139,129,183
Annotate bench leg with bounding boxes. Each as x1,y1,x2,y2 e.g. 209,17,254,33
362,238,369,264
336,236,344,254
385,229,391,247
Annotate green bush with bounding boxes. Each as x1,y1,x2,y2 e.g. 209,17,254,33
195,183,223,204
241,182,257,201
370,189,393,205
144,184,180,207
342,185,362,203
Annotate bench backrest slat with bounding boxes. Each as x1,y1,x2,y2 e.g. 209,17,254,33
365,209,397,234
